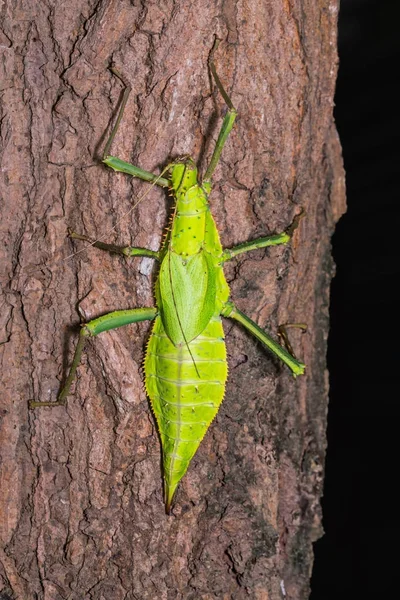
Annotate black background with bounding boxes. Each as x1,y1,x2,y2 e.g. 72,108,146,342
311,1,399,598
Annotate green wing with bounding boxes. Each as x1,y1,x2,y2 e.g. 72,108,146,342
157,250,216,345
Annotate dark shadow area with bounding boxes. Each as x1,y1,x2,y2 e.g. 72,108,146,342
311,1,400,598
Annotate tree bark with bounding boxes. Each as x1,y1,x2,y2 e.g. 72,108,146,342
0,1,345,599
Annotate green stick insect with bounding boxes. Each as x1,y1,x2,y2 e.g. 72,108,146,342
31,43,305,513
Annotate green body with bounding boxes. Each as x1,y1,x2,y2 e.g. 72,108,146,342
145,162,230,509
31,49,305,513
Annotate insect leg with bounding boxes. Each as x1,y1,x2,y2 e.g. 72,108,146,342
103,156,170,187
221,232,290,262
30,307,158,407
68,231,160,260
203,41,237,183
221,210,305,261
102,68,169,187
221,301,305,376
278,323,307,357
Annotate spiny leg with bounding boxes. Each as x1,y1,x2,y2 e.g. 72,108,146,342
203,40,238,184
30,307,158,408
221,210,305,262
102,68,169,188
221,301,305,376
68,231,159,260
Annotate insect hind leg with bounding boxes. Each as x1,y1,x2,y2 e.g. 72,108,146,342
30,307,157,408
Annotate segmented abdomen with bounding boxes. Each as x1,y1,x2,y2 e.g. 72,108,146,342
144,315,227,507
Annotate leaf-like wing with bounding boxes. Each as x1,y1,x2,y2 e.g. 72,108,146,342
158,251,216,345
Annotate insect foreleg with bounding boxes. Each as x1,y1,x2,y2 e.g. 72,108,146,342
221,302,305,377
103,67,131,160
68,231,160,260
30,307,157,408
103,156,170,187
203,41,237,184
102,68,169,187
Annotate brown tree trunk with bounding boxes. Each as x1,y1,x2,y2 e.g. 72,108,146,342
0,1,345,598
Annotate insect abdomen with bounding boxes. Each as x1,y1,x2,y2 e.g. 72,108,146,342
144,315,227,511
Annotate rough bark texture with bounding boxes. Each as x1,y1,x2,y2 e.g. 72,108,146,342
0,1,345,599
